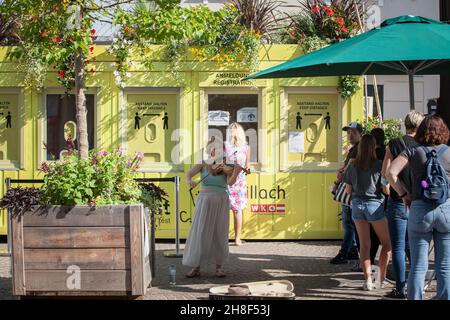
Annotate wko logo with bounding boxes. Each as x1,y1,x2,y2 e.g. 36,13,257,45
251,204,285,214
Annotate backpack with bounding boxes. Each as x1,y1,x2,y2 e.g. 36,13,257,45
421,145,449,204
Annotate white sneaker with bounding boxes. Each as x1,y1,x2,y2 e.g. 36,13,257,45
378,280,391,289
363,280,375,291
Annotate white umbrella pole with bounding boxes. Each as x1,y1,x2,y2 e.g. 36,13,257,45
373,75,383,123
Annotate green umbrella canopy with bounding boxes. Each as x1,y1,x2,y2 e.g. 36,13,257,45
246,15,450,110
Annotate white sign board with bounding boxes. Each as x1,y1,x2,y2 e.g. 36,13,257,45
289,131,304,153
208,111,230,126
237,107,257,123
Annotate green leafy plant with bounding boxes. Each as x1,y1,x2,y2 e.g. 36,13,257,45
231,0,284,42
1,0,128,160
110,3,262,85
358,116,403,144
139,183,168,214
277,0,366,99
285,0,364,45
339,75,361,99
40,144,144,206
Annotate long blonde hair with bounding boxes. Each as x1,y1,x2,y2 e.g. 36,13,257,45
227,122,247,147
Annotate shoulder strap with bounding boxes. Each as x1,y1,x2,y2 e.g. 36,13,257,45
437,145,448,157
421,146,431,158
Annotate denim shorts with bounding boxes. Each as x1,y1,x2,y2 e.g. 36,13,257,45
352,198,385,222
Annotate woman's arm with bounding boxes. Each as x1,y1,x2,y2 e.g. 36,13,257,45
186,163,203,189
386,155,409,196
381,146,392,178
381,146,393,195
343,162,353,195
227,162,243,186
245,145,250,168
345,183,352,195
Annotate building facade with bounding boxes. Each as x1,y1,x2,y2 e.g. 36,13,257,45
0,45,364,239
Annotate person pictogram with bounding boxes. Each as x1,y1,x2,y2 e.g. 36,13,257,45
162,112,169,130
296,112,303,129
6,112,12,128
134,112,141,130
325,112,331,130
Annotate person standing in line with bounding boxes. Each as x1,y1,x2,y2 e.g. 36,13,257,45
225,122,250,246
368,128,385,266
183,139,242,278
388,115,450,300
344,134,392,291
330,122,362,264
381,111,424,299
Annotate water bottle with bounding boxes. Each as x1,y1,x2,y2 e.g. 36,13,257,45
169,264,176,285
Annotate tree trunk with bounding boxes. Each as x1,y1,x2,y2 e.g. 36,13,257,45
75,50,89,160
74,4,89,160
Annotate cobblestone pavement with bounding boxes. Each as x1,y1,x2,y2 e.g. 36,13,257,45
0,241,437,300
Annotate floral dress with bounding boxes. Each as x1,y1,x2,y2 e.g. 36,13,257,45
224,141,248,212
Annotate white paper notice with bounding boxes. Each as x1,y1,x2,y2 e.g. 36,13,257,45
289,131,304,153
208,110,230,126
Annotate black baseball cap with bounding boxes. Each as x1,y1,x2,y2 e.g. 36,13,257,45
342,122,363,133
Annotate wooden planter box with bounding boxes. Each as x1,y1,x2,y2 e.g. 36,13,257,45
10,204,151,297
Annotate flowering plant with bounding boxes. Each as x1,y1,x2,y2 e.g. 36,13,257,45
279,0,365,99
339,76,361,99
358,116,403,144
40,143,144,206
109,3,261,86
284,0,364,47
7,8,99,93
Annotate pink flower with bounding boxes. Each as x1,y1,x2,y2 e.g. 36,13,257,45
116,147,127,155
66,138,75,151
326,8,334,16
98,150,108,156
91,155,98,165
40,162,50,173
135,151,144,160
340,26,348,33
336,17,344,26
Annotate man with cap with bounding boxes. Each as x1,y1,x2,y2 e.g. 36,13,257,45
330,122,363,264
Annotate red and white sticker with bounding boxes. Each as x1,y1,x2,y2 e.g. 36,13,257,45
251,204,285,214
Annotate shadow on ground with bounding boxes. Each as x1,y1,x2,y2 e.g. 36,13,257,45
148,241,396,300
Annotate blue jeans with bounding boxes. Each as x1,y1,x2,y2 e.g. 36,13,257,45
407,199,450,300
340,205,358,257
387,197,410,293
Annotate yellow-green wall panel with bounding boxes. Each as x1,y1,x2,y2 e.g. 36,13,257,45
0,45,364,240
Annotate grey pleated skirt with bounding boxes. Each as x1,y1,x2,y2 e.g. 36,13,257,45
182,190,230,268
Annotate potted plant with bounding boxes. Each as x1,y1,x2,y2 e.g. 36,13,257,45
1,143,166,298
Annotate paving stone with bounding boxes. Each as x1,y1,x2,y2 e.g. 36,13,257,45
0,241,438,300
